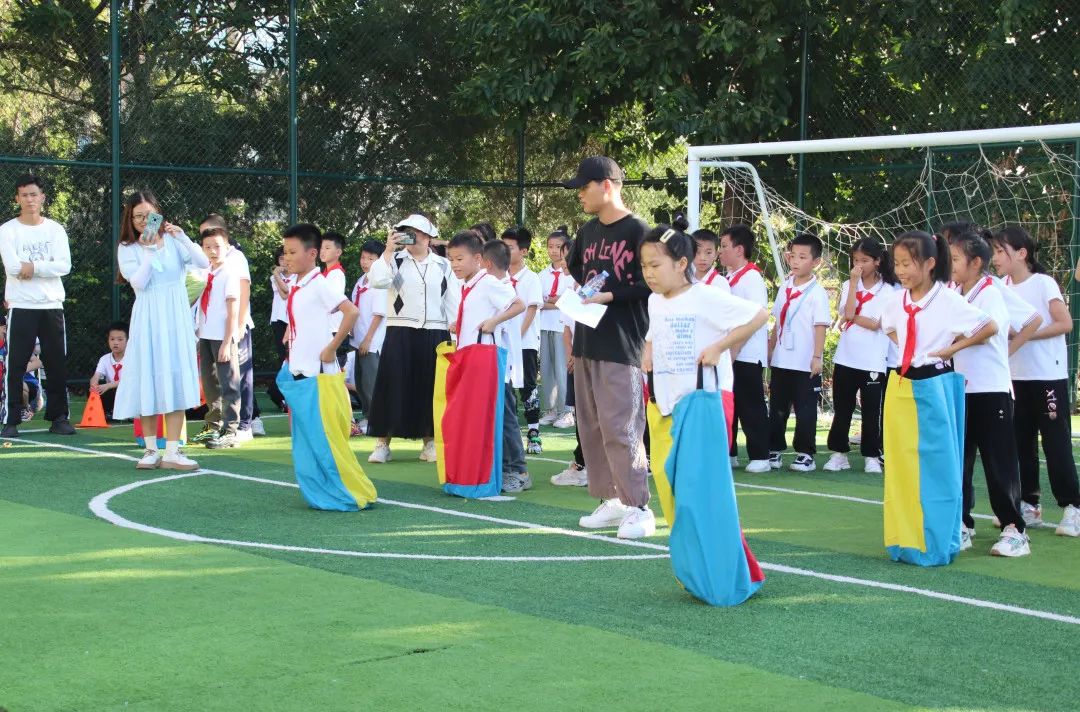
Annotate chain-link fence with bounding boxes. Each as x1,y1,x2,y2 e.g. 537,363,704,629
0,1,1076,382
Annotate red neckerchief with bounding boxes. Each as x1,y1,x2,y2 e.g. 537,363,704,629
287,269,323,351
842,281,879,331
703,268,722,285
199,272,215,316
548,269,561,298
352,275,369,307
727,262,761,288
456,271,490,342
322,263,345,278
776,278,810,342
899,287,936,377
112,362,122,382
965,276,994,303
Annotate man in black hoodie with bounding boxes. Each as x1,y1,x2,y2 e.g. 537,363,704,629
563,157,654,539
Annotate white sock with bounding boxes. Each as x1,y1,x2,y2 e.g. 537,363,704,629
165,440,179,456
143,443,158,454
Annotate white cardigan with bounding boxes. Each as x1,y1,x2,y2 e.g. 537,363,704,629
368,249,460,330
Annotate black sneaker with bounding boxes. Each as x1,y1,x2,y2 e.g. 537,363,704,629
191,425,217,444
205,431,238,449
49,418,77,435
1,424,18,438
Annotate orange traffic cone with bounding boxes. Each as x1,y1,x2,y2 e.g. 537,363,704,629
79,391,109,428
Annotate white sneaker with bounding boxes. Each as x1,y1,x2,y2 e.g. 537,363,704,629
617,506,656,539
960,526,974,551
368,443,392,463
790,454,816,472
579,499,630,529
160,449,199,471
1055,504,1080,537
135,449,162,470
419,440,437,462
768,452,783,470
234,428,254,443
551,465,588,486
823,453,850,472
864,457,883,474
1021,501,1043,528
991,524,1031,556
538,410,558,426
357,419,368,434
250,417,266,436
745,459,771,474
729,455,740,469
553,411,576,429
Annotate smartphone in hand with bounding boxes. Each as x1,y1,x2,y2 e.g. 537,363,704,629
141,212,164,244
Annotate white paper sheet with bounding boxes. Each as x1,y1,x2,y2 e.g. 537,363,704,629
556,290,607,329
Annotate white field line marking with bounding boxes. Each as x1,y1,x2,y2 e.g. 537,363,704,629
524,454,1063,527
7,436,1080,626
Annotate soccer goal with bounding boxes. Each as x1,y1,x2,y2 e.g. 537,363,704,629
686,122,1080,404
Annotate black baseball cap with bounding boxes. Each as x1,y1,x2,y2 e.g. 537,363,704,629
561,156,625,189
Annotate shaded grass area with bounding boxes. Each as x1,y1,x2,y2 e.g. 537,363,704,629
2,400,1079,711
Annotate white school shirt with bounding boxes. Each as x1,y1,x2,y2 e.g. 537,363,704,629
511,267,543,350
538,265,575,332
343,351,357,387
880,282,991,371
94,353,124,383
769,275,831,372
500,276,526,387
349,273,387,353
323,263,347,332
269,273,292,323
833,279,892,373
953,278,1034,394
1007,273,1069,381
726,263,769,366
881,283,903,368
645,284,763,415
288,268,348,377
195,262,241,341
224,247,255,331
696,267,732,294
454,271,521,386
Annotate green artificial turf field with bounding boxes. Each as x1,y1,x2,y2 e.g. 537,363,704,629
1,398,1078,712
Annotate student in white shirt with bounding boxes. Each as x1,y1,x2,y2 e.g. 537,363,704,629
445,233,526,492
824,237,897,474
0,174,75,437
948,230,1040,556
690,228,731,293
502,225,544,453
90,321,129,421
267,247,293,412
642,228,767,417
537,227,577,428
320,231,348,362
767,233,831,472
280,221,359,399
719,224,771,472
192,228,243,449
366,214,458,464
991,226,1080,537
349,240,388,432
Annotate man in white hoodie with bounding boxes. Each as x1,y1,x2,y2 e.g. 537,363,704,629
0,174,75,437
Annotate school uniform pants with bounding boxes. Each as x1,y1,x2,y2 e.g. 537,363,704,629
519,348,540,426
540,330,568,413
768,367,818,456
4,308,69,426
267,320,288,411
575,357,649,508
827,363,884,458
962,392,1025,531
1012,379,1080,509
100,387,117,419
566,370,585,468
729,360,770,460
502,382,527,475
198,338,241,434
237,328,260,429
352,351,380,416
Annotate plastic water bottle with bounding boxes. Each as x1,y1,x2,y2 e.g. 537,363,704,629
578,271,609,299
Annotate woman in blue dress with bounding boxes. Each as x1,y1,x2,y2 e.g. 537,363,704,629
113,190,208,471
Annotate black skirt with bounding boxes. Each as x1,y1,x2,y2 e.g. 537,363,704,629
367,326,450,439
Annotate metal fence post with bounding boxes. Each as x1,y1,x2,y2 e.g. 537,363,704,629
516,116,526,226
925,148,935,231
1069,139,1080,403
795,15,809,221
288,0,298,224
110,0,121,320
